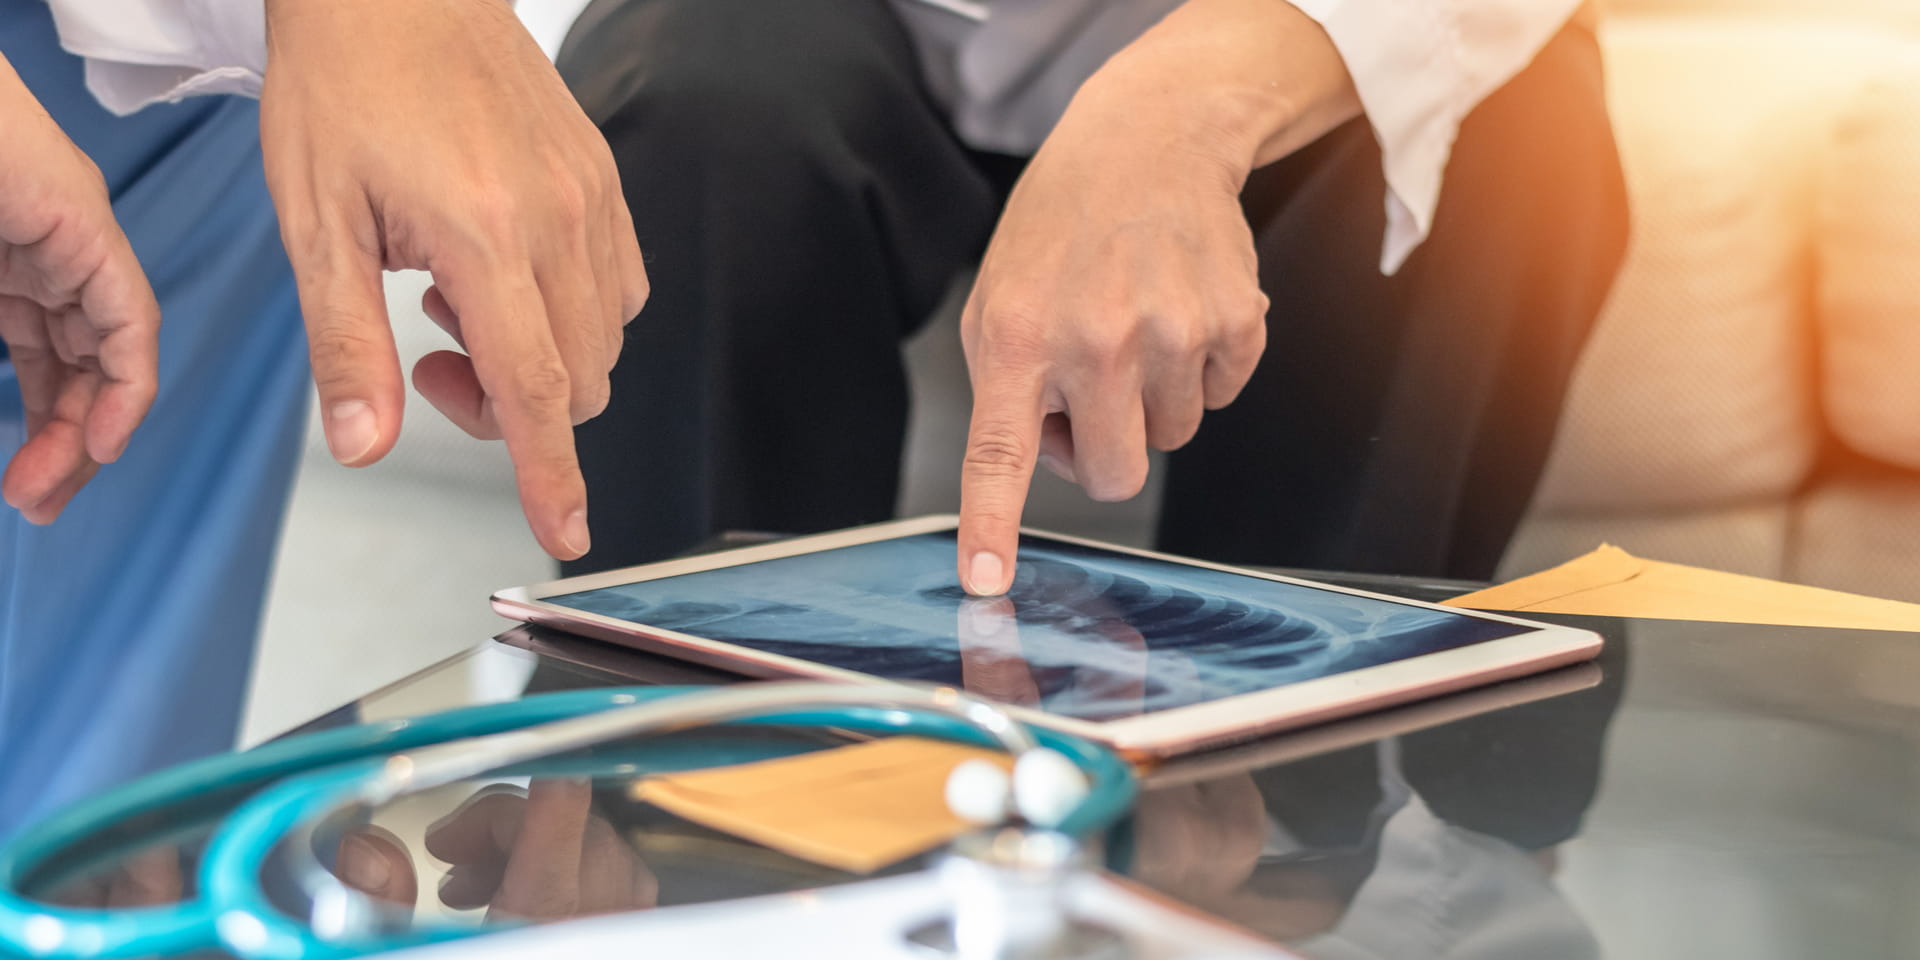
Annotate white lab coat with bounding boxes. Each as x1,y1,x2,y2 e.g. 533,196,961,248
40,0,1584,271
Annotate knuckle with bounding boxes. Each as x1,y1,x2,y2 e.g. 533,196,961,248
1245,288,1272,322
975,302,1048,348
979,299,1042,332
1149,418,1202,452
973,338,1048,385
306,322,387,381
1204,366,1254,409
464,186,522,248
1070,326,1136,372
603,328,629,373
546,174,592,231
1224,288,1270,338
571,376,612,423
1240,311,1269,350
961,489,1024,533
623,272,651,321
1086,463,1148,502
964,427,1032,478
1146,316,1206,358
277,214,326,265
592,150,625,203
71,154,109,196
1217,308,1267,360
511,355,574,407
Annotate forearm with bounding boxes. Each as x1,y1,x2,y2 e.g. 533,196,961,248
1065,0,1362,180
1069,0,1588,273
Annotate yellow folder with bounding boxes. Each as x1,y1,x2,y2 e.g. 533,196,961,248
1443,544,1920,632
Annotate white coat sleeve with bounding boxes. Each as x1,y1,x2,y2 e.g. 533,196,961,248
1283,0,1588,272
42,0,268,115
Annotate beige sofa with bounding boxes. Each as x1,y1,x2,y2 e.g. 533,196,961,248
1501,1,1920,603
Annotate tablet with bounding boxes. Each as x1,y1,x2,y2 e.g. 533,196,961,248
492,516,1602,758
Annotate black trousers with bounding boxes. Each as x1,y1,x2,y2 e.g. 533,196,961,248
556,0,1628,580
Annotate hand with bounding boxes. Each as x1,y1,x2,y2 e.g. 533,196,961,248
952,109,1266,595
261,0,649,560
0,54,160,523
953,0,1359,594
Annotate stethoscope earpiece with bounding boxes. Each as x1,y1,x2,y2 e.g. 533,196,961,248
1013,748,1092,829
944,747,1093,829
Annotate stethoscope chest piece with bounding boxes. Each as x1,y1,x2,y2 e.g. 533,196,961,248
904,828,1130,960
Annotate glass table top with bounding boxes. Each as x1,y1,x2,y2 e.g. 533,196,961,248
23,570,1920,959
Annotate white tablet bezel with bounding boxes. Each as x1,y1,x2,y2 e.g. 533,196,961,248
492,516,1603,759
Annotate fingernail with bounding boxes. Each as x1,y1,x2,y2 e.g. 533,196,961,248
326,401,378,465
968,551,1006,596
561,508,591,558
340,835,392,892
1039,454,1077,483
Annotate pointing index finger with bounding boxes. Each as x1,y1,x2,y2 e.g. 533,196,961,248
957,353,1045,595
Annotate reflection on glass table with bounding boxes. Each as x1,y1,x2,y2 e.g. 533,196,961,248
345,582,1920,959
23,570,1920,960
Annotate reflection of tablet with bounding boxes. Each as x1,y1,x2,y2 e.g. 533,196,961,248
492,517,1602,758
1139,663,1602,785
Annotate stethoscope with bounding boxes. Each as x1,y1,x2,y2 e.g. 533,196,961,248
0,683,1134,960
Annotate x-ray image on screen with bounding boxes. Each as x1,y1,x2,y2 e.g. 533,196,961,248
546,532,1528,721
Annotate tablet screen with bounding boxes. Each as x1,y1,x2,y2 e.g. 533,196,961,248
545,532,1530,722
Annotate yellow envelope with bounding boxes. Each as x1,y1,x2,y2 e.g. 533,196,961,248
632,737,1010,874
1444,544,1920,632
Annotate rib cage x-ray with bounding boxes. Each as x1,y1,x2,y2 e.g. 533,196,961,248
550,533,1525,721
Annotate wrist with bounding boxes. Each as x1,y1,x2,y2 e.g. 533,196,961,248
266,0,517,52
1065,58,1275,185
1071,0,1361,173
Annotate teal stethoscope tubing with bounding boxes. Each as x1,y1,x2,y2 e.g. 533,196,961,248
0,686,1135,959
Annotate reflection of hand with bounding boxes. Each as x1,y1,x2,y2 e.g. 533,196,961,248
46,846,184,908
1131,770,1369,941
334,823,419,908
0,54,160,523
1131,776,1267,899
955,595,1150,718
260,0,648,560
957,597,1040,707
428,780,656,920
335,780,656,922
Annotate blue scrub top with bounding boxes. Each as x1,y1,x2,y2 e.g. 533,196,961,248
0,0,309,841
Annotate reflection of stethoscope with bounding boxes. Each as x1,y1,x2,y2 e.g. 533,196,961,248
0,683,1135,959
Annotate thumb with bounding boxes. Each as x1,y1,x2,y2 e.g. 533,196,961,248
286,223,403,467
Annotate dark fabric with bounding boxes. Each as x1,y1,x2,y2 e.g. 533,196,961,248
1156,26,1629,578
557,0,1628,580
559,0,999,575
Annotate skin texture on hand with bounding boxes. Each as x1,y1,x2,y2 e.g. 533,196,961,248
261,0,649,561
0,53,160,524
955,0,1361,594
